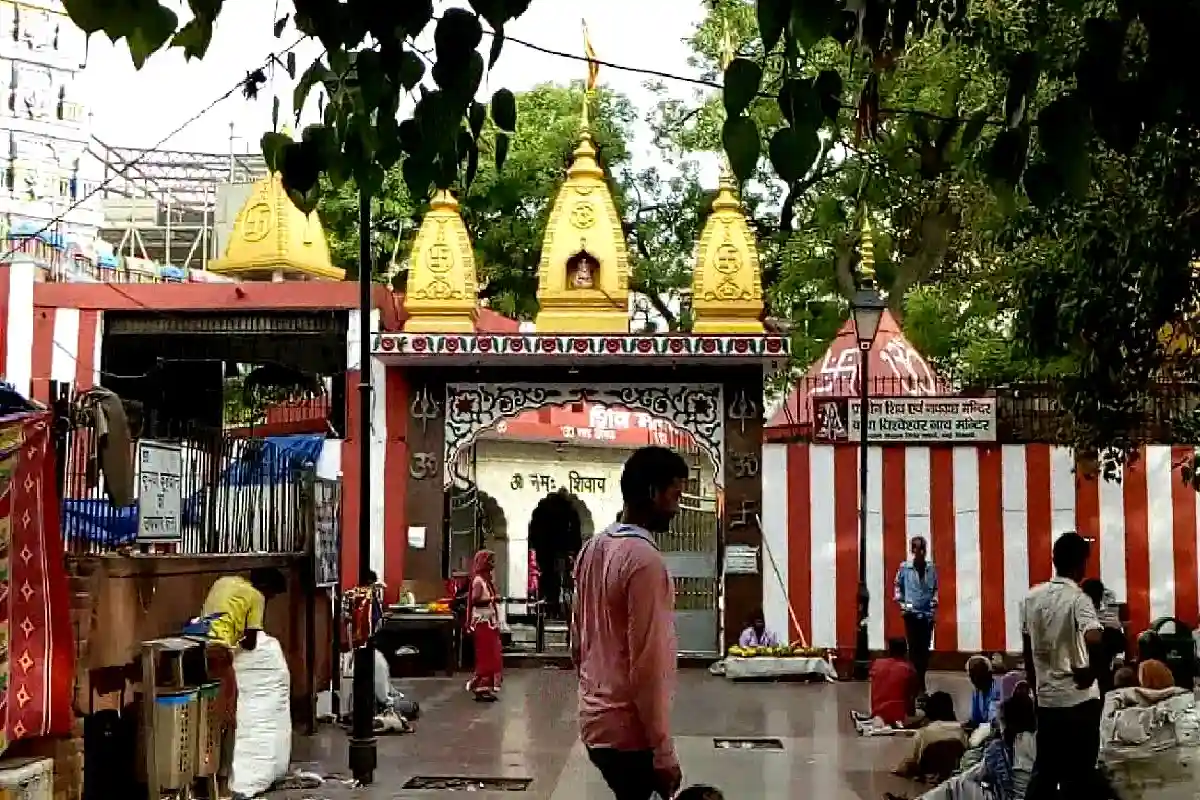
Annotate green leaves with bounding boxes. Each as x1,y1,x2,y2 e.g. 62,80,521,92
768,126,819,183
723,58,762,118
722,116,760,183
127,4,178,68
491,88,517,132
756,0,789,53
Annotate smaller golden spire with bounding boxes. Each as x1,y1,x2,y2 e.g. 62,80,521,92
402,189,479,332
860,212,877,283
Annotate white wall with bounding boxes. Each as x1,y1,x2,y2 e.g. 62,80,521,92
475,439,632,603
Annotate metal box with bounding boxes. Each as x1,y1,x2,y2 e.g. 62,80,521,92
153,689,198,791
0,756,53,800
193,682,223,778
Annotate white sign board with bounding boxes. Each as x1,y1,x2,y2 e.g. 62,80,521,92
137,440,183,543
815,397,997,443
724,544,760,576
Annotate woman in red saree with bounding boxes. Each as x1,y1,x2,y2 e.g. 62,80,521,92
466,549,502,701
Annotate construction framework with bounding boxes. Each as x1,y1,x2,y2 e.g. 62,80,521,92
92,130,269,271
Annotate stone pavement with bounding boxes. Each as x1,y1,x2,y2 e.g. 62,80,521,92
277,668,974,799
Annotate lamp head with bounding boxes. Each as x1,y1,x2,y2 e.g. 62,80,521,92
850,284,886,347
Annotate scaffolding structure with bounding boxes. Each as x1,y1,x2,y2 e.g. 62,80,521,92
92,129,269,271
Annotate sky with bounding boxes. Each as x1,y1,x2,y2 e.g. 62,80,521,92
78,0,713,172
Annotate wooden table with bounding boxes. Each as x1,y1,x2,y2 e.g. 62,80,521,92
378,612,458,676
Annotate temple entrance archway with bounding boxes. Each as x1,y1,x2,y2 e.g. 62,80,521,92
380,335,785,655
528,488,594,621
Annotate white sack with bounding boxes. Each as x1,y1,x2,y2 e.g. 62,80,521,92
1100,686,1200,800
230,634,292,797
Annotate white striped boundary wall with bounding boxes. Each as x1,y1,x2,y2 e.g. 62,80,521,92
762,442,1200,657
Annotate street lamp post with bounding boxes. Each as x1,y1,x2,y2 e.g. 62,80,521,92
850,235,885,681
348,185,378,783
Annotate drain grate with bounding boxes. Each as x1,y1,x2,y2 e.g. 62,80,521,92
402,776,532,791
713,737,784,751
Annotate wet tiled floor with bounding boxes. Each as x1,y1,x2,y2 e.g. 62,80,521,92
278,668,974,798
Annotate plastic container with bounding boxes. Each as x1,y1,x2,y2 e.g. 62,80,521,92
153,689,198,791
0,756,53,800
1149,617,1197,688
193,682,223,778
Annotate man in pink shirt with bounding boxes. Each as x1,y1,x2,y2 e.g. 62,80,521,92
572,446,689,800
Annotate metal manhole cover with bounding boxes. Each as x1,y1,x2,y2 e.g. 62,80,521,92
713,737,784,750
402,776,532,791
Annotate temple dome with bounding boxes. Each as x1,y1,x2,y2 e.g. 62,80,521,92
402,190,479,332
690,169,764,334
209,173,343,281
532,124,632,334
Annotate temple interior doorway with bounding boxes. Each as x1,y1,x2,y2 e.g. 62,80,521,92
528,488,593,621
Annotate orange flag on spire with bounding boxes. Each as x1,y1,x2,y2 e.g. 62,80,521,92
583,20,599,92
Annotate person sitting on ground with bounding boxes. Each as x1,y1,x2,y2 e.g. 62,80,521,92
738,610,780,648
966,655,1002,732
856,638,921,730
1113,666,1138,690
894,692,967,781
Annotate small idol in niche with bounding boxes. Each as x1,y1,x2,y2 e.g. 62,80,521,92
567,248,599,289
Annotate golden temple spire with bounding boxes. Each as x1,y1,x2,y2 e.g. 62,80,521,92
210,172,343,281
533,22,631,334
689,22,764,334
402,190,479,332
860,211,877,283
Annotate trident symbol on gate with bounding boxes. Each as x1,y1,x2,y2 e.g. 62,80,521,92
728,390,758,434
410,386,440,433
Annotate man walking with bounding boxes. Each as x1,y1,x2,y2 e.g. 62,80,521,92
573,446,690,800
893,536,938,691
1021,531,1106,799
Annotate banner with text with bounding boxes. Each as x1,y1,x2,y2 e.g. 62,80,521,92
812,397,997,443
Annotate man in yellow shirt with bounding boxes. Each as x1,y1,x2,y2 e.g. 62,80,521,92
201,568,286,651
199,568,287,794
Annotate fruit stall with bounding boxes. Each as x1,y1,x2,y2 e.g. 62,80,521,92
722,643,838,682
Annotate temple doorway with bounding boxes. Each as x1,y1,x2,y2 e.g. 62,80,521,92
528,488,594,621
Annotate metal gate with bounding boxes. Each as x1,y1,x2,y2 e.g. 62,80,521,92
445,443,487,576
657,435,720,656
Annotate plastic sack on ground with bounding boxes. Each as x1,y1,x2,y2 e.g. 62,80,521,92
1100,686,1200,800
230,634,292,798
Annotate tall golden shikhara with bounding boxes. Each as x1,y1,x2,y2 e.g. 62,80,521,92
689,25,765,334
209,172,344,281
402,190,479,332
533,21,632,334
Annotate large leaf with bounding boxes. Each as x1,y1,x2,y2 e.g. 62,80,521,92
813,69,843,121
756,0,789,53
768,126,819,183
491,88,517,132
127,4,179,69
261,131,292,173
722,116,761,183
778,78,820,130
723,58,762,118
434,8,484,61
170,17,212,61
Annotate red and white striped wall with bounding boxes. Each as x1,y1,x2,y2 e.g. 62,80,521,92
762,442,1200,657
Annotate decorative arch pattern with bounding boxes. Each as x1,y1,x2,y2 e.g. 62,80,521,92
443,382,725,488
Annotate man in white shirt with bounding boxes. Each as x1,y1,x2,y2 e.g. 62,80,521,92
1020,531,1106,799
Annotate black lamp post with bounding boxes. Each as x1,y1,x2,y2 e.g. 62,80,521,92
850,261,885,681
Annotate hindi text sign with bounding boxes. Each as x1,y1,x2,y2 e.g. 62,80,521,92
136,440,183,544
812,397,996,443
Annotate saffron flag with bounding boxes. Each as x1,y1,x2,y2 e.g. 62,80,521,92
583,21,599,92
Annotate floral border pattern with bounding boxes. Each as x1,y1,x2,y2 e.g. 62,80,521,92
375,333,788,360
444,383,724,488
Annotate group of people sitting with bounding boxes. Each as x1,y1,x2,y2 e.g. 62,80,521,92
869,531,1199,800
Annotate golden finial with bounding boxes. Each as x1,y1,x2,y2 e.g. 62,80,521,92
717,16,739,190
582,20,599,131
860,212,877,283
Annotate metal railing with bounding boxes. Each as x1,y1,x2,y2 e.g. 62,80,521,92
58,422,315,555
